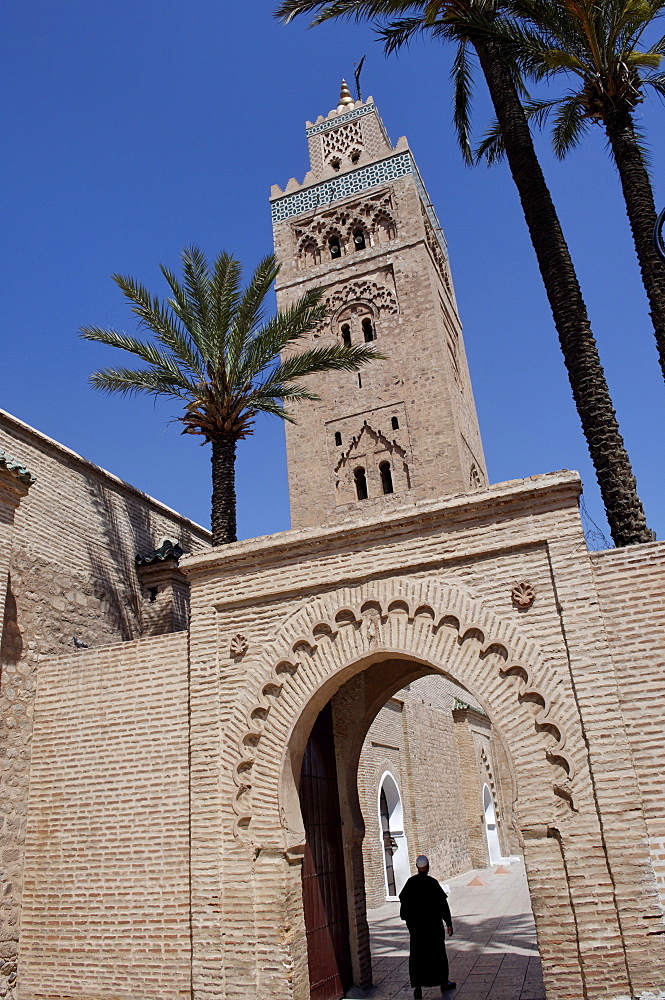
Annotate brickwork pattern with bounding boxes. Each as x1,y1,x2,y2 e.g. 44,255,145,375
18,633,192,1000
0,409,209,982
13,471,665,1000
179,472,665,1000
590,542,665,908
358,698,408,907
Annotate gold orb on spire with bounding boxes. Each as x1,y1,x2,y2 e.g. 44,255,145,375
337,78,355,112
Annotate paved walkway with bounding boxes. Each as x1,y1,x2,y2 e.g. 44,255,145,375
348,862,545,1000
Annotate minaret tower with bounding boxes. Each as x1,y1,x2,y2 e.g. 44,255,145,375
270,82,487,530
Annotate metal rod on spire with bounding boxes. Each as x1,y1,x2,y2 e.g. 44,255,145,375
354,56,366,102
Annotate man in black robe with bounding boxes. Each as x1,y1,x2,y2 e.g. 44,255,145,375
399,855,456,998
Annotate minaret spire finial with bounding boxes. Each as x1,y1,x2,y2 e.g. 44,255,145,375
337,78,355,112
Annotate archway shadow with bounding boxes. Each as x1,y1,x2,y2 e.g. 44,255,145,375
351,898,545,1000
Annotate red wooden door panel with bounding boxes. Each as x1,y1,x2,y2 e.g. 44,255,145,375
299,703,353,1000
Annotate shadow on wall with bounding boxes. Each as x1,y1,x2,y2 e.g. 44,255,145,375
86,479,197,642
0,576,23,672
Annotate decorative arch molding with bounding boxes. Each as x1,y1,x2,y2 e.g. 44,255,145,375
334,422,408,476
226,578,585,849
326,278,398,318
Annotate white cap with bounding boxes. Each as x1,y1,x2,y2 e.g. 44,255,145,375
416,855,429,868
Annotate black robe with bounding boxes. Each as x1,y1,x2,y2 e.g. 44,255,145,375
399,872,453,987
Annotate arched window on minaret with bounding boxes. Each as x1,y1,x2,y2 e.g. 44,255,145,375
334,431,342,447
329,235,342,259
380,462,394,495
353,229,366,251
341,324,351,347
374,211,396,244
354,467,368,501
391,416,400,430
362,317,374,342
301,240,320,268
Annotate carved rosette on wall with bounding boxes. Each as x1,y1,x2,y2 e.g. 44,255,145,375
230,634,249,658
228,583,579,845
511,582,536,610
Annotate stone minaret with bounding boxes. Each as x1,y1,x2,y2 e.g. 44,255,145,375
271,81,487,530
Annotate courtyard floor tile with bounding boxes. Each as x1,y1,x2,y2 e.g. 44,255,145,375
347,862,544,1000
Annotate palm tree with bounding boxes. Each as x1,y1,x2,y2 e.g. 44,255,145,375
81,246,382,545
275,0,654,546
476,0,665,384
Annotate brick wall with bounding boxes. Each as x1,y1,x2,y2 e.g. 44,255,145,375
0,408,209,980
13,471,665,1000
358,697,407,907
590,541,665,907
18,632,191,1000
400,676,478,877
182,471,665,999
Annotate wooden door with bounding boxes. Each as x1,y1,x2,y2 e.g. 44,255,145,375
299,703,353,1000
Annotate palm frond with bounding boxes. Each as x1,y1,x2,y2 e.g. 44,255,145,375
258,343,385,397
88,365,198,398
81,326,176,369
81,324,201,388
227,255,281,381
541,47,587,73
451,41,475,164
475,118,506,164
251,383,321,411
644,68,665,96
235,288,328,388
551,93,590,157
378,16,431,54
180,245,214,344
248,398,295,422
523,96,561,128
210,252,242,362
647,30,665,54
111,272,207,379
275,0,424,27
626,49,663,68
160,264,202,340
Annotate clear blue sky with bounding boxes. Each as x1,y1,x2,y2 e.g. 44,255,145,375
2,0,664,543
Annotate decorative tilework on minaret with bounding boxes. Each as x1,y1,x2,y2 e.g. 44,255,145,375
271,88,487,529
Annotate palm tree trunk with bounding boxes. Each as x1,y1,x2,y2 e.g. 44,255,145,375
604,105,665,383
473,38,653,546
211,433,238,545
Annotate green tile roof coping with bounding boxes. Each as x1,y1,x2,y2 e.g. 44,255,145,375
0,450,35,485
453,697,488,717
136,539,188,567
